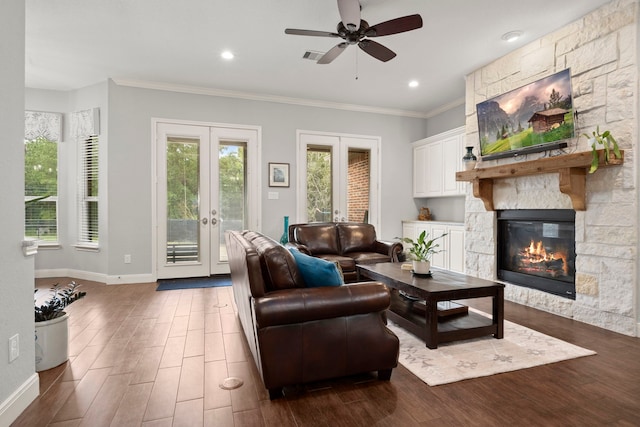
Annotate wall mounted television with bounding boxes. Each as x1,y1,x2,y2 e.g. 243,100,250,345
476,68,574,161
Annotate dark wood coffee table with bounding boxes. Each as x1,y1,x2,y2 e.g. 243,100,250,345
357,263,504,349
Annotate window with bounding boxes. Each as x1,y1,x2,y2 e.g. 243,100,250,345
24,111,61,243
24,136,58,242
78,135,99,245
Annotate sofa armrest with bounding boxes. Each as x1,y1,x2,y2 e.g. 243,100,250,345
254,282,390,328
284,242,312,255
374,240,404,262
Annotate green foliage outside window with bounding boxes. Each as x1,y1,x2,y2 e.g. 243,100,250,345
306,150,332,222
25,136,58,241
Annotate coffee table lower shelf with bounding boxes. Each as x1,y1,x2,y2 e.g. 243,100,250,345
389,291,498,347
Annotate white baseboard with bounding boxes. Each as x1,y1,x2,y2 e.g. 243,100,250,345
35,268,155,285
0,373,39,427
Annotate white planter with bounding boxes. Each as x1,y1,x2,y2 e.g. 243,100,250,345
412,260,431,274
35,313,69,372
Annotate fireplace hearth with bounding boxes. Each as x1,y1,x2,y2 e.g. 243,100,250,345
497,210,576,299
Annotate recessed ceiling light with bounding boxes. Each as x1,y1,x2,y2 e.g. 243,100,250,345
221,50,234,60
408,80,419,88
501,31,523,42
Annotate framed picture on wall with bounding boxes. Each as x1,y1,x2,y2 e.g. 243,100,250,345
268,162,289,187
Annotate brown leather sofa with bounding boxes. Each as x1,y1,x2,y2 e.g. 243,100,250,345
225,230,399,399
287,222,403,282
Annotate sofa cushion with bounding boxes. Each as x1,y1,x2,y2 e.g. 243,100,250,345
289,249,344,287
250,234,303,292
293,224,340,255
338,223,377,254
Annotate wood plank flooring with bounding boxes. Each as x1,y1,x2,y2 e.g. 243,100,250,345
13,277,640,426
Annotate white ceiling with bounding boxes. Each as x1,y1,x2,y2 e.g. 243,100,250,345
25,0,613,117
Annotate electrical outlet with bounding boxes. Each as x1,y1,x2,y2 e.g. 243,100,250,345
9,334,19,362
124,254,131,264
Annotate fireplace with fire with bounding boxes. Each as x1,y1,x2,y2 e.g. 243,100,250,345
497,210,576,299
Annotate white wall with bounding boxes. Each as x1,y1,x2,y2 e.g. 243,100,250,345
27,80,426,281
0,1,39,425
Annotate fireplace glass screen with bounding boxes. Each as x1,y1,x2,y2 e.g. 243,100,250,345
497,210,575,299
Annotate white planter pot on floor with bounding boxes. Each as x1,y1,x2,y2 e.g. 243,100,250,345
35,313,69,372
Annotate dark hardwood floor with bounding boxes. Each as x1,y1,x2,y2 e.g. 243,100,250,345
13,277,640,426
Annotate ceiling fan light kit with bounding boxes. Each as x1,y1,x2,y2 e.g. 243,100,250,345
285,0,422,64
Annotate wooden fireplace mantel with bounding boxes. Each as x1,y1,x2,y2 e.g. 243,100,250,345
455,149,624,211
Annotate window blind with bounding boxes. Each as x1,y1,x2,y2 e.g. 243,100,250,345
78,135,99,244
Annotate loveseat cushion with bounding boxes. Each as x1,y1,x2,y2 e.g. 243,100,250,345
338,223,377,254
289,249,344,287
314,254,356,273
347,251,391,265
293,224,340,255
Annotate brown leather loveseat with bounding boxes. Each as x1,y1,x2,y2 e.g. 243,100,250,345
225,230,399,399
287,222,403,282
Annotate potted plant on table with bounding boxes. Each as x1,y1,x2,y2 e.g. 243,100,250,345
35,282,86,371
399,230,447,275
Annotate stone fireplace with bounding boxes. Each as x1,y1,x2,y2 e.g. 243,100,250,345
462,0,638,336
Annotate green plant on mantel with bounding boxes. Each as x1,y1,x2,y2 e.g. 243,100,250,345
582,126,621,173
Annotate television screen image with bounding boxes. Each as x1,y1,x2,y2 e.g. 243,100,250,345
476,69,574,160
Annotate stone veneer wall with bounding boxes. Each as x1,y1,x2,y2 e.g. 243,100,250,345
464,0,638,336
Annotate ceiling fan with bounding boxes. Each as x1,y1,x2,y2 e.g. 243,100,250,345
285,0,423,64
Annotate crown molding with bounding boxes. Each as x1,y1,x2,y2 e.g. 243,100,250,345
112,78,432,119
424,97,465,118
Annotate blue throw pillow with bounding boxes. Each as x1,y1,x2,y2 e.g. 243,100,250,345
288,248,344,287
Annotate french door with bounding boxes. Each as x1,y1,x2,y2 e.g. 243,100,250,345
296,130,380,230
155,121,259,279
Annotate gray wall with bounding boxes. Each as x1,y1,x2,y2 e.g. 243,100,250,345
28,80,426,279
0,0,38,424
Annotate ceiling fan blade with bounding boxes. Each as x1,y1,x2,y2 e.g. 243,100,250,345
285,28,340,38
358,39,396,62
337,0,360,31
317,42,349,64
366,14,423,37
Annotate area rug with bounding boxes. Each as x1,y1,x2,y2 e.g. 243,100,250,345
388,309,596,386
156,275,231,291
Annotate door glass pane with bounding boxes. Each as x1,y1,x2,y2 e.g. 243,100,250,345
306,147,332,222
347,149,370,223
166,138,200,263
218,142,247,262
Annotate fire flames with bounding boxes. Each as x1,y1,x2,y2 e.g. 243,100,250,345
518,240,568,276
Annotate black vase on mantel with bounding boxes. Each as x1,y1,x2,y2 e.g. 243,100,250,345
462,146,477,170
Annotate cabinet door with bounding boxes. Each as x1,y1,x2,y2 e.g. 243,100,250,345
442,135,462,196
447,225,465,273
425,142,443,197
413,144,428,197
430,224,448,269
402,222,417,241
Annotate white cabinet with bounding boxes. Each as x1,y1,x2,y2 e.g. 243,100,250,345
412,126,466,198
401,221,465,274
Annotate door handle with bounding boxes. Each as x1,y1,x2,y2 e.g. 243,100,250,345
201,217,208,225
211,218,218,226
